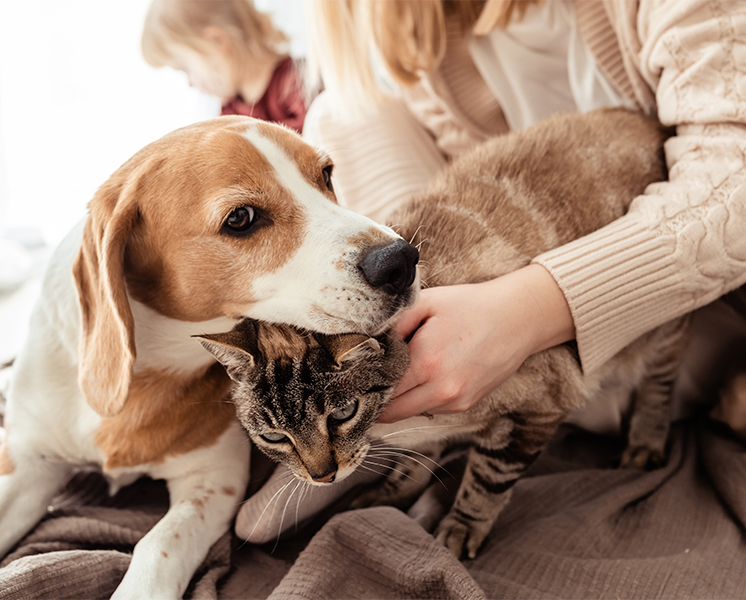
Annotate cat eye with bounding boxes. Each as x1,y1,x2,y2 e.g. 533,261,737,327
223,205,259,236
321,164,334,192
328,400,358,424
260,431,289,444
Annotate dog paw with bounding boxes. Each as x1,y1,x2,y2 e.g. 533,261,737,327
620,444,666,470
434,514,491,560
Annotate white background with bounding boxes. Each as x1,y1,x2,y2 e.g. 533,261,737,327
0,0,306,363
0,0,306,247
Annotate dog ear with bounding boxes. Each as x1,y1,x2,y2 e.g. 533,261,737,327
316,333,382,367
73,179,140,418
194,319,260,382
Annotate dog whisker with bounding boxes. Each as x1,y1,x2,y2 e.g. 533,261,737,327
408,224,425,246
415,238,429,251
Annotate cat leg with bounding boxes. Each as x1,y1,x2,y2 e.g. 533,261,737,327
350,443,444,511
436,413,561,559
621,316,691,470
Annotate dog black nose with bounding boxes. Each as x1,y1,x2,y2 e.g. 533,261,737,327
359,239,419,295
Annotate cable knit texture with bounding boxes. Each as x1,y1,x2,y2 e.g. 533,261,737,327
303,1,746,373
535,0,746,371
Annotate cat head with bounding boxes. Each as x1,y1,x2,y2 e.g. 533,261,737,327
195,319,409,485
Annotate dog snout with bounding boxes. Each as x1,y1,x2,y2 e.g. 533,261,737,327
358,239,419,295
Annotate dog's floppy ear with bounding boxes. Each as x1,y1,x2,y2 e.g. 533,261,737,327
316,333,382,367
194,320,260,383
73,179,139,418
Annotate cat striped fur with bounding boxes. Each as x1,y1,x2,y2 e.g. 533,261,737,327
198,108,691,559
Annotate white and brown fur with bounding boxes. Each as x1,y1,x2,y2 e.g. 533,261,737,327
0,116,419,598
198,108,691,560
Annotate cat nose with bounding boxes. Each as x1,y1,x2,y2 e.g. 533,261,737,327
310,466,337,484
359,239,419,295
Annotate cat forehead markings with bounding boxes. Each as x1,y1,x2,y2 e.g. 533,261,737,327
255,322,315,361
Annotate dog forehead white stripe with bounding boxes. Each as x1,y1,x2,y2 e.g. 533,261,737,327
241,129,330,214
241,128,397,235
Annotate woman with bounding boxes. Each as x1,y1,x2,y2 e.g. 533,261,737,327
238,0,746,548
301,0,746,429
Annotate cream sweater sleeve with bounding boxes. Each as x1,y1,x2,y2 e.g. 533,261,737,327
534,0,746,373
302,91,447,223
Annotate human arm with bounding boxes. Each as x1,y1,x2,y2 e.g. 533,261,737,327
535,0,746,372
383,1,746,421
380,264,574,422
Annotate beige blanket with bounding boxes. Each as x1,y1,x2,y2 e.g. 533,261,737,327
1,416,745,600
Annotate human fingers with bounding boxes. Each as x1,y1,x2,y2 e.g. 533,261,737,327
393,290,435,340
379,384,447,423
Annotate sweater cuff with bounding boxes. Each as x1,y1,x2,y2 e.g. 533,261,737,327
533,213,681,374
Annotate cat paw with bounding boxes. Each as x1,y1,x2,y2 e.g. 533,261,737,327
620,445,666,470
434,514,491,560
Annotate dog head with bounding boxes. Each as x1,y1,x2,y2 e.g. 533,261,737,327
72,116,418,417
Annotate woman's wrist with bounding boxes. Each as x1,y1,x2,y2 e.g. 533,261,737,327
485,263,575,357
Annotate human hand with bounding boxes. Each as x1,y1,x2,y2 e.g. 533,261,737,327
378,264,575,423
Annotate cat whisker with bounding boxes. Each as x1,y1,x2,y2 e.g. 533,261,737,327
295,481,310,532
242,470,294,498
273,480,303,552
241,479,295,547
356,462,390,478
379,424,454,440
371,443,447,471
367,449,449,488
362,457,420,484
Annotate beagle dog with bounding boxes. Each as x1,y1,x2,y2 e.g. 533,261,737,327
0,116,418,598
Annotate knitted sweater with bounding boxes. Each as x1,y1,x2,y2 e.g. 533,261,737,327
302,0,746,376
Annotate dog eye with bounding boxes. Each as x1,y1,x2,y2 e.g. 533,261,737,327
223,206,257,236
328,400,358,425
261,431,289,443
321,165,334,192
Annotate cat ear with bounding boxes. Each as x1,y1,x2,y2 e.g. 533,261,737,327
193,320,260,382
317,333,383,366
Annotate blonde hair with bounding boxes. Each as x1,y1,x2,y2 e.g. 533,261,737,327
141,0,288,70
306,0,537,114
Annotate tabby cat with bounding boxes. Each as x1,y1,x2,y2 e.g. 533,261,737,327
197,108,691,559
